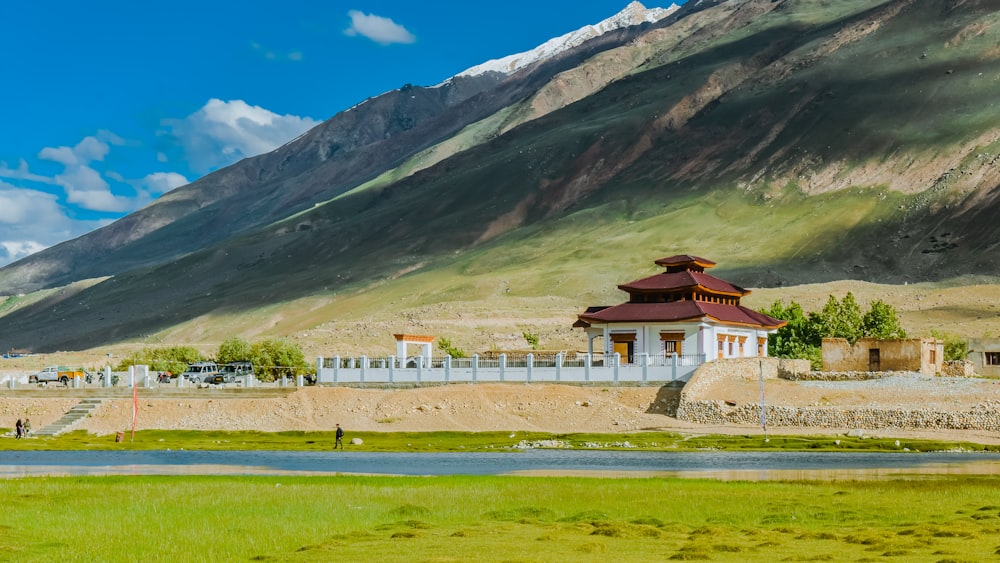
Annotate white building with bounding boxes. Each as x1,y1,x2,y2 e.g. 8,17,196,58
573,255,786,364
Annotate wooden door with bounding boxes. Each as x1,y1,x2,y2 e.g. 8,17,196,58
869,348,881,371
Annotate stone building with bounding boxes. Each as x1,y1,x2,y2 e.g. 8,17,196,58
967,338,1000,377
574,255,785,364
821,337,944,375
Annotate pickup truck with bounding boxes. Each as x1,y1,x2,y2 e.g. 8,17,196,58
30,366,85,385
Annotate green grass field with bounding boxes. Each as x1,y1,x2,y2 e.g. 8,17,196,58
2,474,999,561
2,429,997,453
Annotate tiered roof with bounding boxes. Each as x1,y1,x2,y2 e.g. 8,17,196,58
576,255,785,329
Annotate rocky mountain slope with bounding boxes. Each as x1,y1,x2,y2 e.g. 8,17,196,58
2,0,1000,354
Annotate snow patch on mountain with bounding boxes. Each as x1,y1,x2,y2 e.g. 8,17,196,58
455,2,679,79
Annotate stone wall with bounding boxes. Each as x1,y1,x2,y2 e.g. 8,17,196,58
677,358,780,420
677,359,1000,431
676,400,1000,431
942,360,975,378
779,370,904,382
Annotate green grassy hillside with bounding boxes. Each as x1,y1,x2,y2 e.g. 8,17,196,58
4,0,1000,354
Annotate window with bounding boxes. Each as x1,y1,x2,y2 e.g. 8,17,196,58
986,352,1000,366
660,332,684,356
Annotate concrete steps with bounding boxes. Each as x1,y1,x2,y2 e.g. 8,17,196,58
33,399,105,436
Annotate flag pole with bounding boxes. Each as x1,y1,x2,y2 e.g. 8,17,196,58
759,359,768,442
130,366,138,442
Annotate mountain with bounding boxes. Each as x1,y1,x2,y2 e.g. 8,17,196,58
3,0,1000,355
454,1,680,78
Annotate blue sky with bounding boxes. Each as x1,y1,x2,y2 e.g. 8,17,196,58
0,1,679,268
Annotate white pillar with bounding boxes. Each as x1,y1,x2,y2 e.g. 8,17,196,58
422,342,432,367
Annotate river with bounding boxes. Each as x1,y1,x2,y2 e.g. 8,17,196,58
2,450,1000,480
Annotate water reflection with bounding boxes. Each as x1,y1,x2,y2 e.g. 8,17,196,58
3,450,1000,480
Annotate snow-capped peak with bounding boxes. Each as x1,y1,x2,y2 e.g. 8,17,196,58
455,2,680,79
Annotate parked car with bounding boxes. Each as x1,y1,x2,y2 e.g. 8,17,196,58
203,373,235,385
29,366,85,385
180,362,218,382
219,361,254,379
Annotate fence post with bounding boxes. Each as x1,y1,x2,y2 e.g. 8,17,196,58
416,356,422,386
316,357,324,385
584,353,591,383
472,354,479,383
360,355,367,388
672,352,678,380
527,353,533,383
104,366,112,388
333,356,340,384
555,353,562,382
445,355,451,383
389,355,395,385
641,353,648,383
499,353,506,382
614,353,621,385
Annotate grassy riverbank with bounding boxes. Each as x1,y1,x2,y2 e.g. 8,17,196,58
2,475,1000,561
2,429,999,452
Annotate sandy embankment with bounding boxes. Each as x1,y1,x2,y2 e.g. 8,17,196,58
4,379,1000,445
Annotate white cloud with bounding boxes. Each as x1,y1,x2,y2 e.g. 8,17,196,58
345,10,416,46
0,182,101,266
37,136,132,212
0,184,62,224
0,159,55,184
162,98,319,173
65,189,135,213
38,146,79,166
0,99,317,266
143,172,188,194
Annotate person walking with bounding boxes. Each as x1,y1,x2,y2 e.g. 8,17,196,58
335,423,344,450
15,418,23,439
22,418,30,436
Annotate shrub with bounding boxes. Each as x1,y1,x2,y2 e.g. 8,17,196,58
765,294,908,370
931,330,969,361
217,337,253,364
114,346,203,375
250,338,308,381
522,331,540,350
437,337,467,358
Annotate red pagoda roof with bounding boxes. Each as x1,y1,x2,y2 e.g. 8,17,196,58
654,255,716,269
578,301,786,329
619,270,748,296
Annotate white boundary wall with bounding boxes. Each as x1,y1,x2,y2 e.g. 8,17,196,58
316,353,703,386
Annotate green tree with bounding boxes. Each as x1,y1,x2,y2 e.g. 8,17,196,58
861,300,907,339
250,338,308,381
217,337,253,364
821,292,863,344
763,300,825,369
437,337,467,358
931,330,968,361
114,345,202,375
